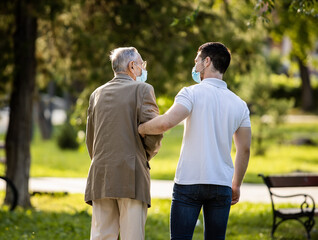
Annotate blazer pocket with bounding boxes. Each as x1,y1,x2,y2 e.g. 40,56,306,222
105,155,136,198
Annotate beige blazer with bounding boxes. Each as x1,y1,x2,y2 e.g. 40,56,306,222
85,74,163,207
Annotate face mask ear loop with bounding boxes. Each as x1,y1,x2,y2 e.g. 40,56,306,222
132,62,139,79
196,58,208,73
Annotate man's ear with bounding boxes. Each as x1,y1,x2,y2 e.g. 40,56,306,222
205,56,211,67
128,61,134,73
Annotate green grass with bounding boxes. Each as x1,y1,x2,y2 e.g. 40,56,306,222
1,121,317,183
1,115,317,239
26,125,184,179
30,140,90,178
148,126,183,180
245,144,318,183
0,194,317,240
19,122,318,184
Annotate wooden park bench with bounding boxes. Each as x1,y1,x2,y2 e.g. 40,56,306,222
259,173,318,240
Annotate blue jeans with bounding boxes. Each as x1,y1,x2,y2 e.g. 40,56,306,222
170,183,232,240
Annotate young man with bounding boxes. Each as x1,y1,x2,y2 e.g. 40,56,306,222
138,42,251,240
85,47,163,240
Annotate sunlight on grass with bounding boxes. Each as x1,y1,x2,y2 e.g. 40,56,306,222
30,140,90,178
245,144,318,183
0,194,317,240
28,122,318,184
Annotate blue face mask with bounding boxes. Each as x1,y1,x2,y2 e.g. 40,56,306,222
192,67,201,83
136,68,148,82
191,60,206,83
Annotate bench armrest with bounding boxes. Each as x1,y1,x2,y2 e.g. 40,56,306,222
271,192,315,213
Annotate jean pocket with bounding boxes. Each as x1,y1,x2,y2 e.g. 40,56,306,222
173,184,199,202
215,186,232,206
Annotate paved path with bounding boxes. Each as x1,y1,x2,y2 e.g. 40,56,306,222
2,177,317,203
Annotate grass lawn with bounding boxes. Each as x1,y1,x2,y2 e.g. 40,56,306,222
1,122,318,239
6,122,315,184
0,194,317,240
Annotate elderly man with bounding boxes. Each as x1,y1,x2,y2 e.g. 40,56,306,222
85,47,163,240
138,42,251,240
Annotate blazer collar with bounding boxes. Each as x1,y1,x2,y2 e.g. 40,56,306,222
113,73,134,82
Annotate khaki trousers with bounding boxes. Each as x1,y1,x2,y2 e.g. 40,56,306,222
90,198,148,240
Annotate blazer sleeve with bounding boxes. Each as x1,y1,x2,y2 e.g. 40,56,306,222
139,84,163,161
86,92,95,160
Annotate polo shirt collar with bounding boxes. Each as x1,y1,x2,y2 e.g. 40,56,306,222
201,78,227,89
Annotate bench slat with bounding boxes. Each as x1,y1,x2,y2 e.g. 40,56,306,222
268,175,318,187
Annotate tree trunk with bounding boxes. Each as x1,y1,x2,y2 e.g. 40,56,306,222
297,57,314,111
5,0,37,208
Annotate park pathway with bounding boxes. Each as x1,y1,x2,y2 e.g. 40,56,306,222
5,177,315,203
0,177,317,203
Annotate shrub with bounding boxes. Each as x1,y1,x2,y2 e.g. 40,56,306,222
56,122,79,150
237,63,294,155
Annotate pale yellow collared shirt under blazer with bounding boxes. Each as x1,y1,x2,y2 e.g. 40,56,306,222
85,74,163,207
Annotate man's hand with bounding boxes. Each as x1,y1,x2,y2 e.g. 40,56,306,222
231,185,240,205
138,124,146,138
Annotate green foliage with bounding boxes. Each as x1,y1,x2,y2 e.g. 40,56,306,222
254,0,318,111
71,86,95,131
269,74,318,108
252,0,275,24
265,49,285,74
0,194,317,239
270,74,301,89
289,0,318,16
56,122,79,150
0,0,69,99
156,96,174,114
255,0,318,21
0,7,14,99
66,0,268,127
237,63,294,155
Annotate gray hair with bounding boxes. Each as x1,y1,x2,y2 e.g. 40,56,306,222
110,47,139,73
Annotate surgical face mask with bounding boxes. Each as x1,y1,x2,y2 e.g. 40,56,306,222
192,60,206,83
134,63,148,82
192,66,201,83
136,68,148,82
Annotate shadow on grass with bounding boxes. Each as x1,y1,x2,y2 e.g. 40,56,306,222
0,198,317,240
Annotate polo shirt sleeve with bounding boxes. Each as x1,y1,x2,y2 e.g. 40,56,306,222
240,103,251,127
174,87,193,112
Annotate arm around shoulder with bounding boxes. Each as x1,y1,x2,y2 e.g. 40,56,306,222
138,103,190,135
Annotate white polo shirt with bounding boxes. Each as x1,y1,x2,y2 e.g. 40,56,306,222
174,78,251,188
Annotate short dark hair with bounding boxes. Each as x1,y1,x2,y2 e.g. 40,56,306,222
198,42,231,74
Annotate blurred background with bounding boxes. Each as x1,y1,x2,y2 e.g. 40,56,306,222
1,0,318,135
0,0,318,238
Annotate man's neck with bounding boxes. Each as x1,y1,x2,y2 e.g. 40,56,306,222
115,71,136,80
203,71,223,80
